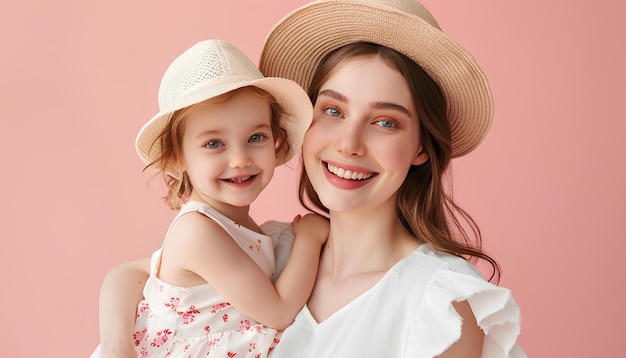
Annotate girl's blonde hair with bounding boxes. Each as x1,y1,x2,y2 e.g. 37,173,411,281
146,86,289,210
300,42,501,282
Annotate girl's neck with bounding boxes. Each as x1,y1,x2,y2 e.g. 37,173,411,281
323,208,420,281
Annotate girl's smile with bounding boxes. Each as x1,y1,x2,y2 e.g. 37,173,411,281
222,174,257,185
182,90,277,214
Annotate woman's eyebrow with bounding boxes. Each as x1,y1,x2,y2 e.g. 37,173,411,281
371,101,411,117
319,89,411,117
318,89,347,102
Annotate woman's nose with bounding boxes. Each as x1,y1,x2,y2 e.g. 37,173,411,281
335,120,365,157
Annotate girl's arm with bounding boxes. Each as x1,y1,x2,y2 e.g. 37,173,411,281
437,301,484,358
272,213,328,319
97,258,150,358
168,212,327,330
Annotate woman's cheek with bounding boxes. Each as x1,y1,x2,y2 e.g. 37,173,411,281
302,121,325,156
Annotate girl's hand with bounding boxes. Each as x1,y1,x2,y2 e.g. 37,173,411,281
292,213,329,246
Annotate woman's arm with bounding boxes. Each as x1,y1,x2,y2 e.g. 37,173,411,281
97,258,150,358
437,300,484,358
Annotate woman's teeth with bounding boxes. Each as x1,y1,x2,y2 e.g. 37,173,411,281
326,163,374,180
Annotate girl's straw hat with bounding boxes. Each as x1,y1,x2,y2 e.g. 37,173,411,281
136,39,312,166
260,0,493,157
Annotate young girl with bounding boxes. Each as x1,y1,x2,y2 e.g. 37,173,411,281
91,39,326,358
97,1,526,357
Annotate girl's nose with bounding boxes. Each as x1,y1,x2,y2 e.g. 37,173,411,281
335,120,366,157
229,147,252,168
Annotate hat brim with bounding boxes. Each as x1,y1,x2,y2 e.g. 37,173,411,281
260,1,493,157
136,76,312,166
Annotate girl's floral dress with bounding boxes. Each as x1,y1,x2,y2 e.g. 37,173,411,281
94,201,281,358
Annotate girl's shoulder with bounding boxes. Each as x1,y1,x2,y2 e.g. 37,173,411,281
166,207,232,251
177,201,222,222
163,201,254,258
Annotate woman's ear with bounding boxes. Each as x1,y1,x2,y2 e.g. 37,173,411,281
412,147,429,166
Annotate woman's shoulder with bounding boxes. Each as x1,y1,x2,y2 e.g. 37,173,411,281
260,220,292,240
394,245,483,282
260,220,293,281
401,245,526,358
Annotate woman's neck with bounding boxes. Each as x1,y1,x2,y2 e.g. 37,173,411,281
323,207,420,281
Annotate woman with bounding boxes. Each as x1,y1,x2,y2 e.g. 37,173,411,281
96,1,524,357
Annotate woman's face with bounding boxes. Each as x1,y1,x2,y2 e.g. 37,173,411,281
303,56,428,214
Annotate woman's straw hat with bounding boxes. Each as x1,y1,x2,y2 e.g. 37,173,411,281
260,0,493,157
136,39,312,165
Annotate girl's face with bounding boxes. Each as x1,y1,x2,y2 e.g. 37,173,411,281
303,57,428,214
182,90,277,212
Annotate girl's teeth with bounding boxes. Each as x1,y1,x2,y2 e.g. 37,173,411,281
327,163,373,180
230,176,251,183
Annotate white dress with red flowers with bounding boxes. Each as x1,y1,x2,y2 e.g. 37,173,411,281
93,201,282,358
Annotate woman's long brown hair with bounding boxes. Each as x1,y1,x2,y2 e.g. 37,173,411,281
299,43,501,283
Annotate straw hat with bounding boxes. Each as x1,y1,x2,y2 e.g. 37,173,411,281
260,0,493,157
136,39,312,166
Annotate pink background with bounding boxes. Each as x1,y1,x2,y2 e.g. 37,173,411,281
1,0,624,356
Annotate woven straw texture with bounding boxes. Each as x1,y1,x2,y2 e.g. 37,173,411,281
260,0,493,157
137,39,312,165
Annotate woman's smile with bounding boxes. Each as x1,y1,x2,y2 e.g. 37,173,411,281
325,161,375,181
303,56,423,212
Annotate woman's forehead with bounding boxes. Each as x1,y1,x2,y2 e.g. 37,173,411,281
320,57,414,112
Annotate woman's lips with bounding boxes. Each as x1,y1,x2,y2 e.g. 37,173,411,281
322,161,377,189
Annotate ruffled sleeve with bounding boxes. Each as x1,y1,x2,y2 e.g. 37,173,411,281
407,261,526,358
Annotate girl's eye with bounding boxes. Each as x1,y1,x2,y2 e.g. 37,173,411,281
324,106,342,117
205,140,224,149
249,134,266,143
375,119,398,128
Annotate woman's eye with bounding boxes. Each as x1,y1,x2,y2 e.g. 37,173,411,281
249,134,265,143
324,106,342,117
205,140,224,149
376,119,397,128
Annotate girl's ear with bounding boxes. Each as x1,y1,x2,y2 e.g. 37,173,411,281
274,137,282,151
274,138,287,162
412,148,429,166
274,139,285,159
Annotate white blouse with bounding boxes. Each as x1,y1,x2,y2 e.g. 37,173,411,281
263,230,526,358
